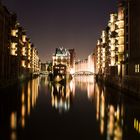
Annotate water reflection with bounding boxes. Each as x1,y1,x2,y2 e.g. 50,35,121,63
92,83,124,140
48,75,95,113
0,76,140,140
48,80,74,113
10,112,17,140
0,78,39,140
74,75,124,140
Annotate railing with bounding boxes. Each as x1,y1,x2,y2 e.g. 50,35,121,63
74,71,94,76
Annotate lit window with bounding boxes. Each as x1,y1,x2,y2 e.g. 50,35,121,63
22,47,26,56
135,64,140,73
11,29,18,37
10,43,17,56
126,53,129,58
21,60,26,68
22,35,26,43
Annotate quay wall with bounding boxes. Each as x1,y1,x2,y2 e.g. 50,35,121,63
96,75,140,99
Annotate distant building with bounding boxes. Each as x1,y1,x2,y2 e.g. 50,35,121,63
88,53,95,74
75,59,88,74
52,47,70,66
52,47,70,77
68,49,76,74
41,63,48,72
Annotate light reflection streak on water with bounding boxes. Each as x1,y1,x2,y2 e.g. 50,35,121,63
21,84,26,129
27,81,31,116
9,78,40,140
74,75,124,140
0,76,140,140
49,75,95,113
10,112,17,140
49,81,72,113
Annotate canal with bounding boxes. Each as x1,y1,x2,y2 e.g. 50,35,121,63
0,75,140,140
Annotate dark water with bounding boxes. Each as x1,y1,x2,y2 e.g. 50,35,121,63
0,75,140,140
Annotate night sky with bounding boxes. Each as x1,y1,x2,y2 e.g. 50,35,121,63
2,0,117,62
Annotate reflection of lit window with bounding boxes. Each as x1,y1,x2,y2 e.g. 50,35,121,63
10,112,17,130
11,131,17,140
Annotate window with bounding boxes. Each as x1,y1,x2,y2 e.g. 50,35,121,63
135,64,140,73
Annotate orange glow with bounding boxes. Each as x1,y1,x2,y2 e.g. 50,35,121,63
22,35,26,43
11,131,17,140
10,43,17,56
21,60,26,68
21,104,26,117
21,118,25,129
10,112,17,130
11,29,18,37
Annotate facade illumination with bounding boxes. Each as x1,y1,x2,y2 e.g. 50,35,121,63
10,42,17,56
11,29,18,37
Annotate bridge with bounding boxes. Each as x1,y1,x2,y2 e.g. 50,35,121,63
40,71,48,75
74,71,94,76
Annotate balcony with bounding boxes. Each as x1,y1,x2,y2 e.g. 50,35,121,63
110,24,116,32
117,20,124,29
118,29,124,36
110,45,116,51
118,37,124,45
21,60,26,68
118,45,124,53
21,47,26,56
11,29,18,37
10,42,17,56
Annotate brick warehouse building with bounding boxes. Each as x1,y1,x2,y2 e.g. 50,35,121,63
0,2,40,87
95,0,140,96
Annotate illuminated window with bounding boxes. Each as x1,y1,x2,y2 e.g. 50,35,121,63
10,43,17,56
118,45,124,53
118,29,124,36
110,24,115,32
28,63,31,68
135,64,140,73
22,35,26,43
118,10,124,20
11,29,18,37
21,60,26,68
118,37,124,45
21,47,26,56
